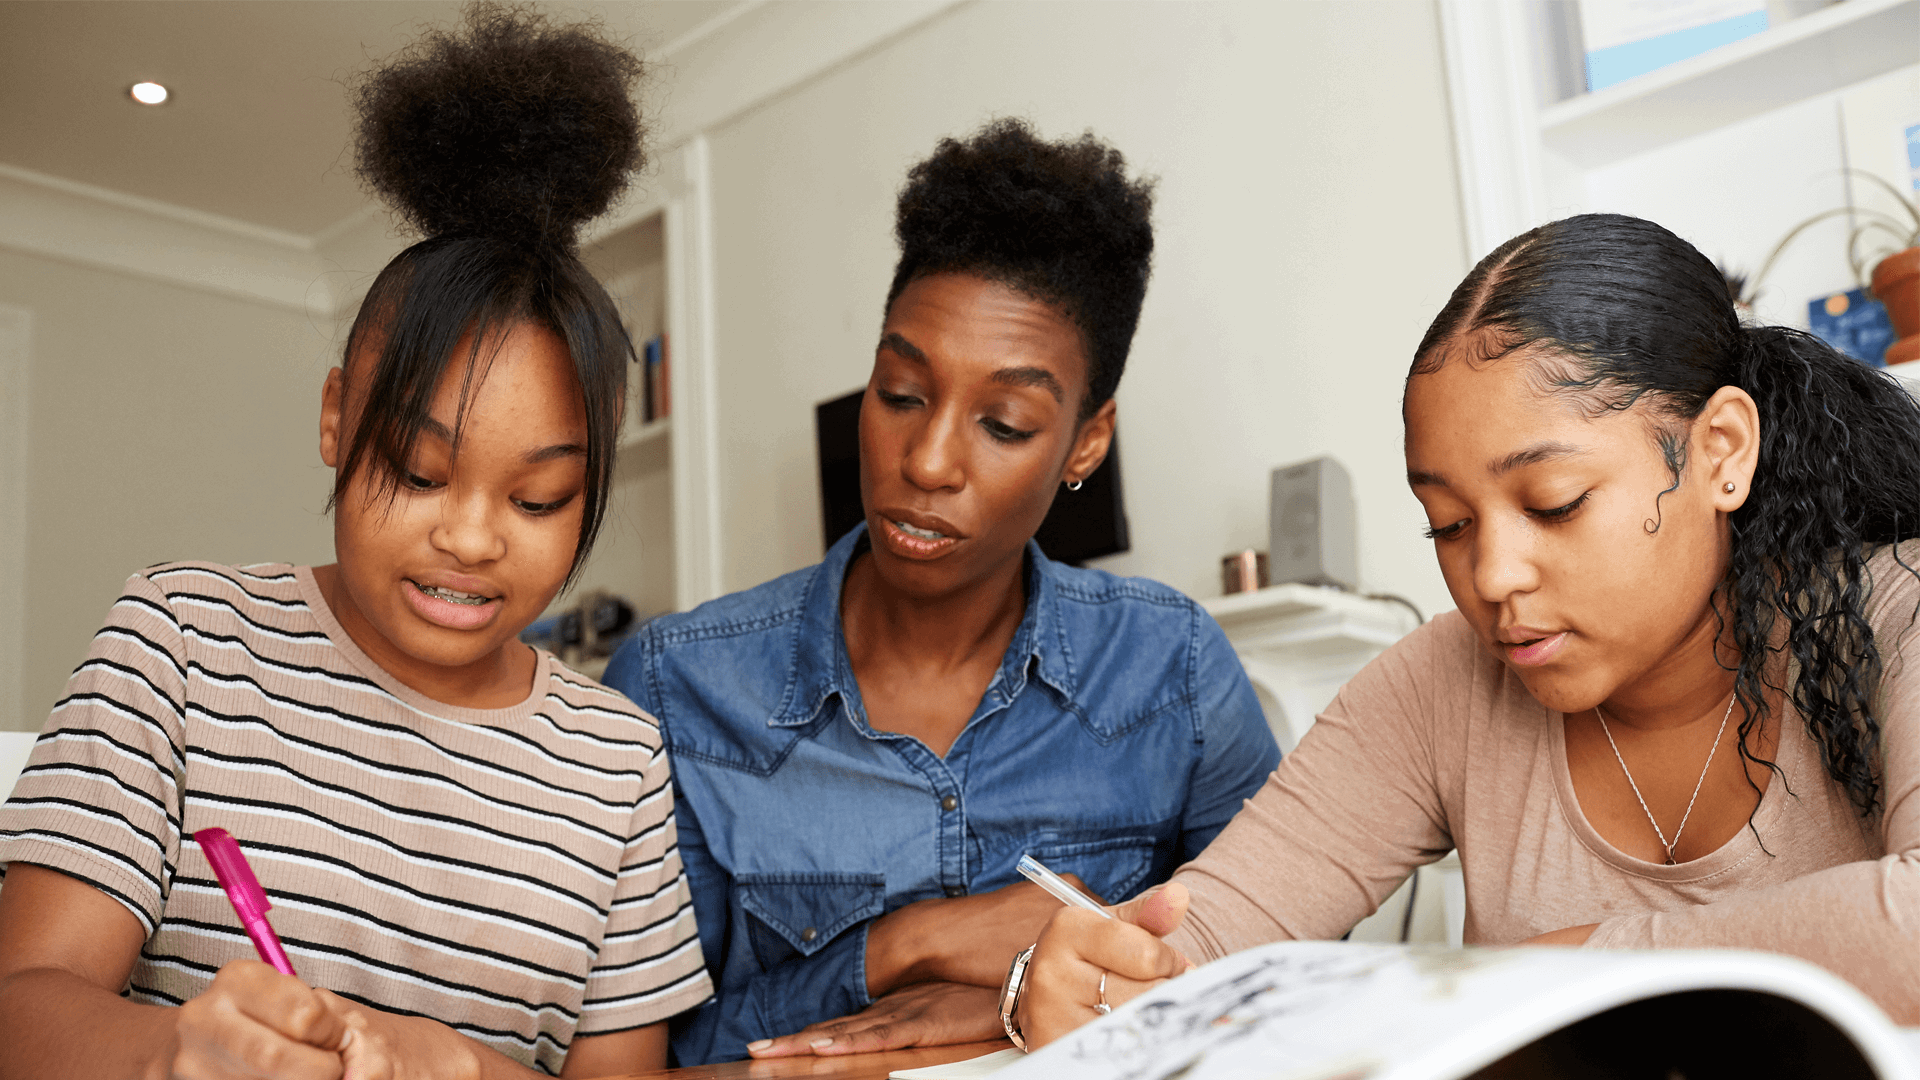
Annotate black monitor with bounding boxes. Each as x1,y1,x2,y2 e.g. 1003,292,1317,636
814,388,1130,566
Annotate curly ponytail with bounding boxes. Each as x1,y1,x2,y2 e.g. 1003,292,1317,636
1724,326,1920,814
1412,213,1920,816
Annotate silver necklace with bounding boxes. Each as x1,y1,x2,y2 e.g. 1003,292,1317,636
1594,692,1735,865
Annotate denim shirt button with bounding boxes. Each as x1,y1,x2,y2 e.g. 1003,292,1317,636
940,795,958,812
800,926,818,943
943,885,966,897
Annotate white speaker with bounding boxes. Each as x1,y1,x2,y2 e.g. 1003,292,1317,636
1269,456,1357,590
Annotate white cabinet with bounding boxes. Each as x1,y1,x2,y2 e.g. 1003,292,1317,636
1201,584,1419,753
1200,586,1463,944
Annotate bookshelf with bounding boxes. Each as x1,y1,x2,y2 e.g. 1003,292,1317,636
1441,0,1918,334
529,139,724,674
1537,0,1918,169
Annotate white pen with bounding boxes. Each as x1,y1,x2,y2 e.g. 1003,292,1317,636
1016,854,1113,918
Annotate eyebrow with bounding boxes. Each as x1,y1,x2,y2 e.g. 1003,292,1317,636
1492,441,1587,475
1407,441,1588,488
879,332,926,363
990,366,1065,403
878,332,1066,403
418,416,586,465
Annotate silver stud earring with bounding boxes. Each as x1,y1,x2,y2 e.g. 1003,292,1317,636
1723,482,1736,494
1066,479,1084,492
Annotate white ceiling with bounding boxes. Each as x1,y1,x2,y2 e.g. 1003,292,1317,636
0,0,741,238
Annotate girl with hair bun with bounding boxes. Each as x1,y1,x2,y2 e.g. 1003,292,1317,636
1014,213,1920,1047
0,6,710,1077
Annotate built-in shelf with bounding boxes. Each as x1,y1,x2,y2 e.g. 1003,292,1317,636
1539,0,1919,169
620,417,671,452
1203,582,1417,649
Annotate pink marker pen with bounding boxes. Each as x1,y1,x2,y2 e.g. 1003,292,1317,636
193,827,297,977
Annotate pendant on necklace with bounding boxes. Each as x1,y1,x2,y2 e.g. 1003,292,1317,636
1596,692,1738,865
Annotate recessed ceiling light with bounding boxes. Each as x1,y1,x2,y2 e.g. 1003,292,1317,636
129,82,169,106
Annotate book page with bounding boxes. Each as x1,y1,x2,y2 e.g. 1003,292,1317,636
996,941,1915,1080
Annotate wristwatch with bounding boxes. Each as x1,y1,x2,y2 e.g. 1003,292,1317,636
1000,944,1037,1051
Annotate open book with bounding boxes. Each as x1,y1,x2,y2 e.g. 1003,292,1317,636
985,941,1920,1080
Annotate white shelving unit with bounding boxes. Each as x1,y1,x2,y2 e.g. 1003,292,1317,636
1537,0,1918,169
1443,0,1919,330
534,138,725,658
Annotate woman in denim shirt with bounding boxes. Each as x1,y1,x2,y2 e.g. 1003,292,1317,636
603,119,1278,1065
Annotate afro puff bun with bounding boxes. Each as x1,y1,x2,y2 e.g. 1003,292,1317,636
352,1,643,246
887,118,1155,415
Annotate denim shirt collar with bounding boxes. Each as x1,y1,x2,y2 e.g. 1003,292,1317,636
766,524,1077,729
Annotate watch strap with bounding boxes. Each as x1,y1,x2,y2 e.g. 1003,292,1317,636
1000,943,1037,1051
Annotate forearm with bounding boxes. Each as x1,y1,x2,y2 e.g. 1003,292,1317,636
0,966,178,1080
1586,856,1920,1023
865,900,947,995
466,1028,551,1080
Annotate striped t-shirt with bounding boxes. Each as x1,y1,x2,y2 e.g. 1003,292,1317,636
0,562,712,1073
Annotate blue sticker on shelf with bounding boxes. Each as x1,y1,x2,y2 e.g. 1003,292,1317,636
1809,288,1895,367
1907,121,1920,195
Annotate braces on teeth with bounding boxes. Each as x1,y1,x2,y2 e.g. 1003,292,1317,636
419,583,489,605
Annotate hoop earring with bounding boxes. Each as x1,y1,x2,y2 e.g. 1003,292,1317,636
1065,479,1084,492
1723,482,1736,494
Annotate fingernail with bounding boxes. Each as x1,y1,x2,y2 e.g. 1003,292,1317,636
747,1040,772,1052
811,1037,834,1049
339,1029,355,1051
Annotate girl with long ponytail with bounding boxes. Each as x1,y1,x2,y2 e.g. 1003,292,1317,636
1011,213,1920,1047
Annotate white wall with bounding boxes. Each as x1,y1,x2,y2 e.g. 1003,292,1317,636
0,249,339,730
0,1,1473,732
700,1,1466,616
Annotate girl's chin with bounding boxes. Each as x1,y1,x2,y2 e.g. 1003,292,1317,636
1509,668,1609,716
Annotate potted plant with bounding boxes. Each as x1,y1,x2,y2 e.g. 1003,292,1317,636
1746,172,1920,365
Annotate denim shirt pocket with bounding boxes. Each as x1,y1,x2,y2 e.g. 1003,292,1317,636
736,872,886,971
1024,833,1163,905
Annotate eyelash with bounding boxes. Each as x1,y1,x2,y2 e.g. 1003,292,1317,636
398,470,573,517
514,496,573,517
877,391,1038,444
1421,492,1592,541
1531,491,1591,521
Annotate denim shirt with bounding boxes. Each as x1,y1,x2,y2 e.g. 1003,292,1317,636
603,526,1279,1065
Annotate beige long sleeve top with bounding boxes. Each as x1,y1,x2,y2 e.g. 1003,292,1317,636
1166,547,1920,1022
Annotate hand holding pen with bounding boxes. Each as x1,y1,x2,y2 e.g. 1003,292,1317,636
1010,855,1196,1051
167,829,357,1078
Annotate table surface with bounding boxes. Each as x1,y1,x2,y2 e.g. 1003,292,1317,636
588,1041,1015,1080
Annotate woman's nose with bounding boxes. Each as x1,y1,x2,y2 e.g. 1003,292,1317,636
430,487,507,566
900,409,967,492
1471,516,1540,604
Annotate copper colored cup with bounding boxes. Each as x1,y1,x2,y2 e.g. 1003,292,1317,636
1221,550,1269,595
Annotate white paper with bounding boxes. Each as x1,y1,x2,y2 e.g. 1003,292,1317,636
996,941,1918,1080
890,1048,1027,1080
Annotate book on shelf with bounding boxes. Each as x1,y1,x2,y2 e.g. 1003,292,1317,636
982,940,1920,1080
641,333,670,424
